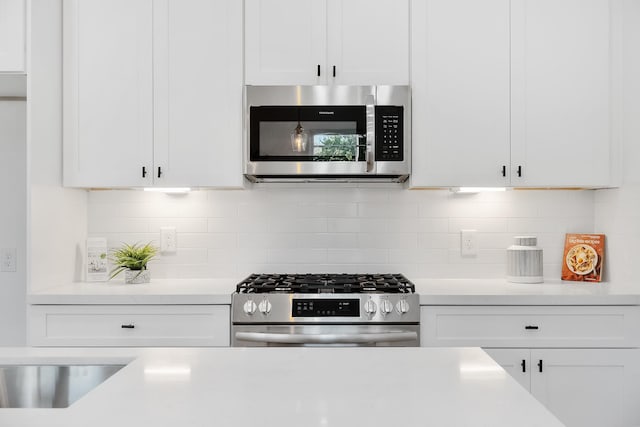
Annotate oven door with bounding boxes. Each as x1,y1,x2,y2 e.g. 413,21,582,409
232,324,419,347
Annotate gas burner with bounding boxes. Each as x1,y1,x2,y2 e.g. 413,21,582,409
236,273,415,294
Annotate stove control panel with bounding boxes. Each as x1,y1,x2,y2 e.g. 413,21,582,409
293,299,360,317
232,294,420,323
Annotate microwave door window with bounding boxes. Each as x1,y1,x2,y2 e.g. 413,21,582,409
258,121,364,161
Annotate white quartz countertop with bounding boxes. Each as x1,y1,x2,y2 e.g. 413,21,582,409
415,279,640,305
28,278,640,306
0,347,564,427
28,279,236,304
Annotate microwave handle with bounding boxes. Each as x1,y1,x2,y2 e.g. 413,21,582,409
365,94,376,173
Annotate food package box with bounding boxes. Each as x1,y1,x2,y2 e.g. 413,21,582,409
561,234,605,282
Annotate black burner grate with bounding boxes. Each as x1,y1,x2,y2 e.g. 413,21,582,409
236,273,415,294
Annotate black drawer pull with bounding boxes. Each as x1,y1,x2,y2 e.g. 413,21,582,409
525,325,539,330
121,324,135,329
538,360,543,373
517,165,522,177
333,65,336,77
521,359,526,373
317,64,321,77
501,165,506,177
142,166,147,178
157,166,162,178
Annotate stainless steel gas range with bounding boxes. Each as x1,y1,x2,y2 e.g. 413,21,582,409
232,274,419,347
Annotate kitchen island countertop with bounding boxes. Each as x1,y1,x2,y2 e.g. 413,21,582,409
0,346,564,427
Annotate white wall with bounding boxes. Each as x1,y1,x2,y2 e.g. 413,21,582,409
594,0,640,283
0,100,26,345
88,187,594,280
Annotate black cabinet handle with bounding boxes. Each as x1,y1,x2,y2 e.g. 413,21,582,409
521,359,526,373
142,166,147,178
517,165,522,177
538,360,543,373
157,166,162,178
121,324,135,329
525,325,539,330
317,64,321,77
501,165,506,177
333,65,336,77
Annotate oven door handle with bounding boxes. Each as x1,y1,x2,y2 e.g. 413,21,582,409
235,331,418,345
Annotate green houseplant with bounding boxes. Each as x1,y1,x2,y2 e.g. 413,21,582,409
109,242,158,284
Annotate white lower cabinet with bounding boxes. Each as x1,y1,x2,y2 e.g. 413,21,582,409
486,348,640,427
421,306,640,427
29,305,230,347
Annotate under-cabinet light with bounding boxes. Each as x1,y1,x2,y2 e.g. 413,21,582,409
451,187,507,194
143,187,191,194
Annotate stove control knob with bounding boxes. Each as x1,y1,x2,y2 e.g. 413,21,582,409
258,299,272,315
380,299,393,315
364,299,377,315
396,299,410,314
243,300,257,315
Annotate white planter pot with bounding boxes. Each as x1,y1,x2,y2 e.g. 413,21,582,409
124,269,150,284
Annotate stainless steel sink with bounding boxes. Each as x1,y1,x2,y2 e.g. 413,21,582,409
0,365,124,408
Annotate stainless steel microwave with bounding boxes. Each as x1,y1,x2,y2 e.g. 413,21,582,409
244,86,410,183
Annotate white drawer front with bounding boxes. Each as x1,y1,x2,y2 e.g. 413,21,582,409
30,305,230,347
421,306,640,348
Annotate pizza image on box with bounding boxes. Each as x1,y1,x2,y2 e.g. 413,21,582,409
561,234,605,282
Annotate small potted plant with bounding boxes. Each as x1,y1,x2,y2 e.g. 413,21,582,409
109,242,158,284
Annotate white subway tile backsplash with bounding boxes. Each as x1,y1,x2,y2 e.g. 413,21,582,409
388,249,448,264
327,218,387,233
149,218,208,233
417,233,449,249
267,249,327,264
358,202,418,218
87,189,595,280
448,218,508,233
268,218,327,233
327,249,388,264
89,217,150,233
359,233,417,249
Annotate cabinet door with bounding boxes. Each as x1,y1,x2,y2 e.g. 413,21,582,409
0,0,25,72
153,0,243,187
510,0,615,187
484,348,531,391
63,0,153,187
30,305,231,347
531,349,640,427
327,0,409,85
410,0,510,188
245,0,327,85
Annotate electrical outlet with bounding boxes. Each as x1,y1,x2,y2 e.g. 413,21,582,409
460,230,478,257
0,248,17,272
160,227,177,254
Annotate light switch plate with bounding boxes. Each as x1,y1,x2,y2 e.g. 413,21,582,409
0,248,17,272
160,227,177,254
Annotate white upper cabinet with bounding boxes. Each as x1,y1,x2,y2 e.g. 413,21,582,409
510,0,614,187
327,0,409,85
63,0,153,187
411,0,618,188
245,0,326,85
245,0,409,85
0,0,25,72
410,0,511,187
152,0,243,188
63,0,243,188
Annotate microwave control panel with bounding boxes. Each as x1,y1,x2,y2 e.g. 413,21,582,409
375,106,404,161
